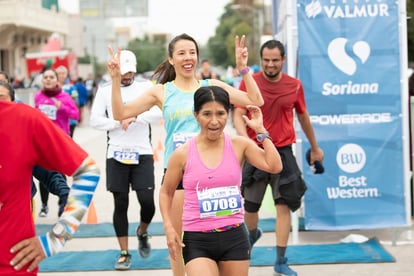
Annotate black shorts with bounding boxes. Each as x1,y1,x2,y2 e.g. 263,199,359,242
106,155,155,192
162,168,184,190
241,145,307,212
182,224,250,264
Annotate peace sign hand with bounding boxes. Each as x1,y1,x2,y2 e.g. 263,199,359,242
107,46,121,79
234,35,248,71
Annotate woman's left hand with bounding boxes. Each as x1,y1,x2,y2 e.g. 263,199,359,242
243,105,266,133
235,35,248,71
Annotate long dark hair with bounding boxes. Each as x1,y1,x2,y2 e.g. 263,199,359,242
0,71,10,82
152,33,199,84
194,86,231,114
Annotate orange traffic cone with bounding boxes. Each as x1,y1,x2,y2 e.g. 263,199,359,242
86,200,98,224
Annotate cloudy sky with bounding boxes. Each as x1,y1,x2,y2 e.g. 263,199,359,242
58,0,231,45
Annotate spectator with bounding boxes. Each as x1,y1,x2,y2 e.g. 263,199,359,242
233,39,324,276
0,78,70,219
56,65,79,137
85,73,97,107
34,68,79,217
196,59,219,80
75,77,89,124
0,82,100,275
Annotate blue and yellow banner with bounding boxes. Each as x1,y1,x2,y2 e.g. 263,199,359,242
296,0,406,229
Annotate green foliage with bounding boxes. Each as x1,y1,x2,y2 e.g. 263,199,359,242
78,55,92,64
208,4,244,67
208,3,262,67
127,37,166,73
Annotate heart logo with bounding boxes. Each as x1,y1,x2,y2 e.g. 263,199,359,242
327,38,370,76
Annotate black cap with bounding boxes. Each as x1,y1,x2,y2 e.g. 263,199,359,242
306,149,324,174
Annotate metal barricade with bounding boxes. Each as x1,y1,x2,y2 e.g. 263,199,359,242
15,88,37,106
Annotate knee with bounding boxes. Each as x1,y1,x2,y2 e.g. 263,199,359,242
114,193,129,212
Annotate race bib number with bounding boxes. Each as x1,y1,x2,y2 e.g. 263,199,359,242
172,132,197,149
39,104,57,120
113,146,139,165
197,186,242,218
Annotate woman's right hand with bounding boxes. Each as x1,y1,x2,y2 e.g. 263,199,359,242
234,35,248,71
164,227,185,261
107,46,121,80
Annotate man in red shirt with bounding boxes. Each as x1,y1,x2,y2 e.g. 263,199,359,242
0,81,100,275
233,40,324,276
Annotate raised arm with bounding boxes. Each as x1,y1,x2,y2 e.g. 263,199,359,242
211,35,264,107
107,46,161,120
241,105,282,173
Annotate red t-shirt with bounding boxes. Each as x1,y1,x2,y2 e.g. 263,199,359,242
0,101,87,275
236,72,306,147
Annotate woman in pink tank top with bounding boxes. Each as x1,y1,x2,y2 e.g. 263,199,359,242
160,86,283,276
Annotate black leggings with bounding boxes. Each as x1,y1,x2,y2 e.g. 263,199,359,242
112,190,155,237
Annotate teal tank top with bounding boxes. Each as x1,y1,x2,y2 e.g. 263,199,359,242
162,80,210,168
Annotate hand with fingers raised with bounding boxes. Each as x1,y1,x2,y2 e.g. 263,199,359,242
107,46,122,80
234,35,249,72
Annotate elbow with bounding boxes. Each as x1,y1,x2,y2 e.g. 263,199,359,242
257,99,265,107
270,163,283,174
112,113,122,120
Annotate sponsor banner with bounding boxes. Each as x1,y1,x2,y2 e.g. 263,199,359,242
296,0,406,229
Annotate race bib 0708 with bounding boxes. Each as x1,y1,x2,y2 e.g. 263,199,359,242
197,186,242,218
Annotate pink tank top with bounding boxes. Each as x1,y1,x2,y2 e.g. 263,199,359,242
182,134,243,231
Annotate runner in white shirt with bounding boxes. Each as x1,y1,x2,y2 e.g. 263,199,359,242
90,50,162,270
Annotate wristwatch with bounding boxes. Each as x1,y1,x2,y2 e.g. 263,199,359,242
256,132,272,143
52,222,72,240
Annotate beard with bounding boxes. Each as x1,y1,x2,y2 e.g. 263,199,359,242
263,70,280,80
121,77,134,86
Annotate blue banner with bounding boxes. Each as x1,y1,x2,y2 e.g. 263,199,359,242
296,0,406,229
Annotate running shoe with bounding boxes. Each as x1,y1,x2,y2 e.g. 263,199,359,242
114,252,131,270
39,205,49,217
137,230,151,258
273,256,297,276
249,227,263,248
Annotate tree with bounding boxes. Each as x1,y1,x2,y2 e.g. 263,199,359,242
208,2,263,68
127,36,166,74
208,3,258,67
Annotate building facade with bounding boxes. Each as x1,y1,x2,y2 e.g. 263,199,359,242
0,0,72,81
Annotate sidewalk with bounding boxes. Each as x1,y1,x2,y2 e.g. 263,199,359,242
37,119,414,276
